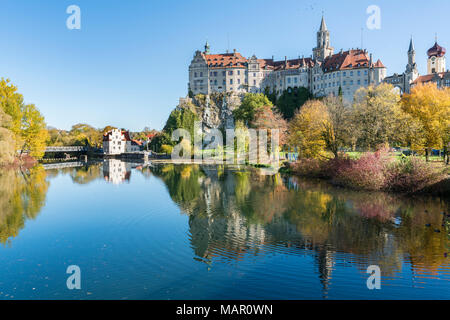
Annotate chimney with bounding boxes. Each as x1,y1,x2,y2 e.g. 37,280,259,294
272,55,274,61
233,48,236,55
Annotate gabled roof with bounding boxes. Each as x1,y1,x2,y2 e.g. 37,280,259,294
103,130,132,142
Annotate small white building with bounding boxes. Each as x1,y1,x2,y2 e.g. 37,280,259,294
103,129,132,155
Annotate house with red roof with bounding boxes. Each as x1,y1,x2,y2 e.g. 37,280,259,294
103,129,141,155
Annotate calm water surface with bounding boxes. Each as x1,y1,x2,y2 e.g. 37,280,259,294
0,160,449,300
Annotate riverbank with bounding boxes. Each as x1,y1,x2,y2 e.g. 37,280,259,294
286,149,449,196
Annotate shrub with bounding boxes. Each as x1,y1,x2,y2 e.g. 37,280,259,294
290,158,328,178
386,157,446,193
160,144,173,154
332,149,392,191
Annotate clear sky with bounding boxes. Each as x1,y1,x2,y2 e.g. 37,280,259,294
0,0,448,131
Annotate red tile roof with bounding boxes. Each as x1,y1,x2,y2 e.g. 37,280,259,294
204,52,248,69
322,49,384,72
411,72,448,85
202,49,383,73
131,139,142,146
103,130,132,142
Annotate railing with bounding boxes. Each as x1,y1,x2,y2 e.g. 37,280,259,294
45,146,88,152
42,162,85,170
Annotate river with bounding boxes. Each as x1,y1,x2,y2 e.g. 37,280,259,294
0,160,448,299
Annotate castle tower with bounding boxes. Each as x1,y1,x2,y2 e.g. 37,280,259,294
313,16,334,61
204,40,210,54
427,37,446,74
407,37,416,66
405,37,419,92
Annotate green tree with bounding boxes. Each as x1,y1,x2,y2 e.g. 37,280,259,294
163,106,199,145
233,93,273,125
275,87,312,120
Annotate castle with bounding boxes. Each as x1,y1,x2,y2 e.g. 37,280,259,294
384,37,450,93
188,16,386,102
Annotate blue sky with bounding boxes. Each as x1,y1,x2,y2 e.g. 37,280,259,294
0,0,448,131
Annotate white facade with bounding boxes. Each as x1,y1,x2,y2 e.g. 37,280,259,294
188,16,387,102
103,129,132,155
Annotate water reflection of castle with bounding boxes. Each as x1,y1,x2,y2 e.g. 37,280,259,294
103,159,132,184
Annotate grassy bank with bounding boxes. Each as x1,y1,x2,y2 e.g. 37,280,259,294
289,149,449,196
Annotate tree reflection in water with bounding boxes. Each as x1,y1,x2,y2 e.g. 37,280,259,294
151,164,449,292
0,166,49,245
0,161,448,297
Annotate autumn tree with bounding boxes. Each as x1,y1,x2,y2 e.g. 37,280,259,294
401,83,450,161
321,96,351,158
351,84,405,151
288,100,328,158
19,104,48,158
0,78,49,159
69,124,102,147
0,108,15,165
251,104,288,145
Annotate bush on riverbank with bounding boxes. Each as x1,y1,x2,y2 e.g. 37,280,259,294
290,148,448,194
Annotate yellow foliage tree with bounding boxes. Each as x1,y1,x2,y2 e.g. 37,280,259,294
20,104,49,158
288,100,329,158
0,108,16,165
0,78,49,159
401,83,450,161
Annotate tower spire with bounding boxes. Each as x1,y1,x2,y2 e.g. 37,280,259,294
204,40,210,54
408,36,415,53
320,13,327,31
